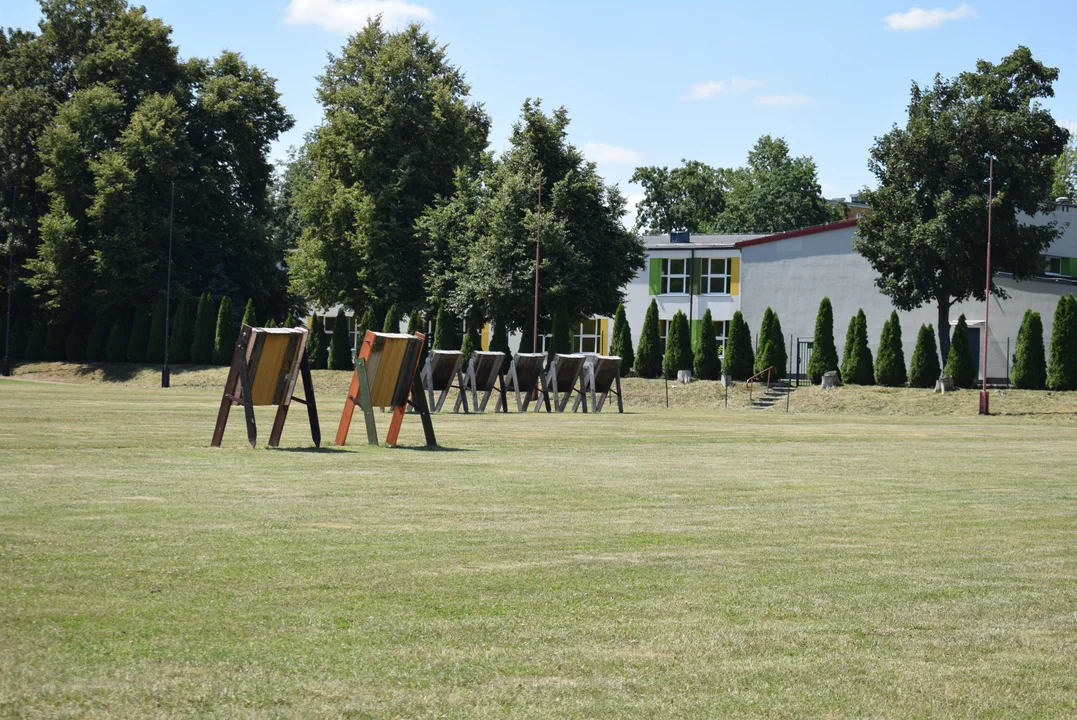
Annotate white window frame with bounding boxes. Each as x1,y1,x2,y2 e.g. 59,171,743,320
1045,256,1064,276
575,318,601,355
714,320,729,358
700,258,731,295
660,258,688,295
658,319,669,349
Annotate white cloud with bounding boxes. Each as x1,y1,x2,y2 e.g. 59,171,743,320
884,3,976,31
284,0,433,34
684,77,762,101
755,94,814,107
582,142,643,165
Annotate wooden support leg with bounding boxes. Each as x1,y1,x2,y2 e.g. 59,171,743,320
268,404,289,447
385,405,406,447
211,327,252,447
356,358,379,446
334,367,362,446
235,354,257,449
409,374,437,447
615,373,624,413
300,353,321,447
497,373,508,414
457,368,469,414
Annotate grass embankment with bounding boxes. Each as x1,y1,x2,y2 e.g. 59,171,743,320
11,361,1077,417
1,378,1076,716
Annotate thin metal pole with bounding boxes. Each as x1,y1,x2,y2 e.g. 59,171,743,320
3,184,15,377
786,334,792,412
162,181,174,388
533,175,541,353
980,158,993,414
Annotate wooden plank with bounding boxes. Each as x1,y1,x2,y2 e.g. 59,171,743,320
268,404,289,447
211,326,252,447
299,351,321,446
356,356,379,446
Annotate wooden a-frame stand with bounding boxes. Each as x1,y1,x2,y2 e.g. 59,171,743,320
211,326,320,449
335,331,436,448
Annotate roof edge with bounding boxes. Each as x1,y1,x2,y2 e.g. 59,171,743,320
734,218,859,249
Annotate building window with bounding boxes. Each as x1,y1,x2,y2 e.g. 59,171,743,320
323,315,335,332
575,318,602,354
658,319,669,350
700,258,730,295
660,258,688,295
1045,256,1063,276
714,320,729,358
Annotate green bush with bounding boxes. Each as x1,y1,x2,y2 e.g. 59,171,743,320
634,299,662,379
518,323,535,354
550,304,573,358
724,310,755,380
841,310,874,385
460,309,482,367
168,298,192,364
283,313,296,329
693,309,721,380
908,324,941,388
190,293,215,364
1011,309,1047,389
874,311,907,387
1047,294,1077,391
212,296,234,365
353,307,372,344
944,314,976,388
65,325,85,362
85,316,108,362
609,303,634,375
307,315,328,370
146,292,167,363
489,319,510,371
807,298,839,384
382,304,402,333
127,305,150,363
433,305,459,351
662,310,692,379
406,311,428,368
25,321,45,361
240,298,257,328
105,320,128,362
329,308,354,371
264,318,277,328
754,307,787,380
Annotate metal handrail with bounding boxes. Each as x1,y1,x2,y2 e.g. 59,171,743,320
747,366,776,404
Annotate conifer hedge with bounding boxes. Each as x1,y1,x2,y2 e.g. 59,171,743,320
874,311,907,387
841,309,874,385
755,307,787,380
908,324,941,388
609,303,634,375
693,308,722,380
433,305,456,350
146,292,167,363
240,298,257,328
328,308,353,371
550,305,573,358
406,311,428,367
212,296,234,365
42,322,64,361
307,315,328,369
127,307,150,363
724,310,755,380
662,310,692,379
168,298,192,364
1011,309,1046,389
105,320,127,362
634,299,662,379
807,297,839,384
1047,294,1077,391
489,320,510,371
65,326,85,362
382,304,401,333
25,321,45,361
191,293,215,364
283,313,296,329
85,317,107,362
944,314,976,387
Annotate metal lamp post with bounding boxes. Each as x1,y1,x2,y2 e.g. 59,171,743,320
979,158,994,415
3,184,15,377
162,181,175,388
532,175,542,354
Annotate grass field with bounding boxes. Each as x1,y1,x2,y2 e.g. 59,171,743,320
2,374,1077,717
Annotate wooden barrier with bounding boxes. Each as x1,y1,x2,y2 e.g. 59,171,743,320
572,355,624,413
459,351,508,413
421,349,468,413
496,352,547,412
335,331,436,448
536,354,586,413
211,325,319,449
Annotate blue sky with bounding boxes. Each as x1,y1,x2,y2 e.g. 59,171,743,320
4,0,1076,222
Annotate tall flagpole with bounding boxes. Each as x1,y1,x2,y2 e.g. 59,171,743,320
533,175,542,353
3,184,15,377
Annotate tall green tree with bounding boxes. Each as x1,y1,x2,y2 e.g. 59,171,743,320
630,160,726,233
290,19,490,316
168,296,192,364
433,305,458,350
328,307,353,371
549,304,573,358
382,304,401,334
807,297,839,384
8,2,294,326
146,292,167,363
212,296,234,365
1011,309,1046,389
841,310,874,385
489,320,511,371
841,313,858,378
874,311,907,387
609,303,634,375
855,47,1069,361
944,315,976,387
85,316,107,362
460,307,483,366
240,298,257,328
693,308,721,380
1047,294,1077,390
1051,137,1077,202
355,308,374,345
724,310,755,380
710,136,842,234
663,310,692,379
754,307,787,380
908,324,942,388
105,320,127,362
190,292,214,364
307,314,328,370
417,100,645,333
43,322,64,361
634,299,662,379
65,326,85,362
127,305,150,362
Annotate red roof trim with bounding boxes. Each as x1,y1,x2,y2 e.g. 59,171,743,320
733,218,859,249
